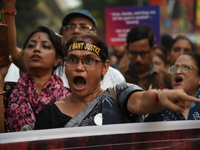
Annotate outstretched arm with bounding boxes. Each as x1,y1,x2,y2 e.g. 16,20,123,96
2,0,26,72
128,89,200,115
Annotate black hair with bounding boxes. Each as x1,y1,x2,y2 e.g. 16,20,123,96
170,35,195,52
180,52,200,75
154,53,168,66
126,24,154,47
156,44,168,56
64,34,108,61
22,26,64,72
161,34,173,51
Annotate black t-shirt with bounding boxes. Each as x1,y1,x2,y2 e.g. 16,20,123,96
35,103,71,130
35,83,143,130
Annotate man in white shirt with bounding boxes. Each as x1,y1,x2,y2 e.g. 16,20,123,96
56,9,125,89
5,7,125,89
4,63,20,82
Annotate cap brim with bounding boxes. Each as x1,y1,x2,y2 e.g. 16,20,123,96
62,12,97,29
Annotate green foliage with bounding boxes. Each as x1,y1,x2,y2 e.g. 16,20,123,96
0,0,41,47
15,0,41,47
0,0,149,47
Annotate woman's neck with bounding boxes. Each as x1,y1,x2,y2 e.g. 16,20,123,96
33,74,52,94
58,89,104,117
70,88,104,105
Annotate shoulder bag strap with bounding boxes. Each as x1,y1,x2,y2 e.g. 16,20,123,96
64,95,102,128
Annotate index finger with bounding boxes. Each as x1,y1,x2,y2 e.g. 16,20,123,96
175,93,200,104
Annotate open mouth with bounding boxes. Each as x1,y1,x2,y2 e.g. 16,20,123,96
31,55,41,60
73,76,86,88
31,55,41,58
174,76,183,84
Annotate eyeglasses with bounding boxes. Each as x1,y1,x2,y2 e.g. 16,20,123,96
168,65,199,74
65,57,105,68
128,51,150,59
63,25,94,33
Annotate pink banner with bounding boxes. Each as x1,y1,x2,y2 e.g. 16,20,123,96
105,6,160,46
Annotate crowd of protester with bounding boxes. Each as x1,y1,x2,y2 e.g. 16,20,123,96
0,0,200,134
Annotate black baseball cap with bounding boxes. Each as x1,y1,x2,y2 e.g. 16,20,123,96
62,9,97,29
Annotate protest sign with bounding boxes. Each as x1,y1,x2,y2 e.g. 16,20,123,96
105,6,160,46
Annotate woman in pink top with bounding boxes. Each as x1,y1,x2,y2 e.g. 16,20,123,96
7,26,71,131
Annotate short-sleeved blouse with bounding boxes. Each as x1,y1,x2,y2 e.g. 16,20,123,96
35,83,143,130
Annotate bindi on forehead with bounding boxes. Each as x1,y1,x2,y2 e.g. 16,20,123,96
32,32,48,40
